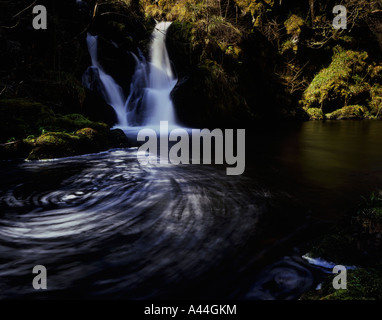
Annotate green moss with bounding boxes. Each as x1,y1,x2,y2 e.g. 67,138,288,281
0,95,131,160
23,136,37,144
302,266,382,300
54,113,108,132
302,48,369,112
302,47,382,119
370,84,382,117
284,14,305,36
280,39,294,54
75,127,98,138
235,0,274,26
25,126,130,161
306,108,324,120
0,97,110,144
28,129,106,160
371,65,382,81
35,132,78,145
325,105,367,120
27,132,80,160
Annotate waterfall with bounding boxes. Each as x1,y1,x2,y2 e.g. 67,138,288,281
84,34,128,128
83,21,177,129
142,21,177,126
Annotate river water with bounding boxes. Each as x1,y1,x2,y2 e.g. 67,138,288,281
0,120,381,299
247,120,382,219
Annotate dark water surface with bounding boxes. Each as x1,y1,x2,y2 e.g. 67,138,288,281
1,120,381,300
246,120,382,220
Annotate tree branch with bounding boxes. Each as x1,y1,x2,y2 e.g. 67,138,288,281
13,0,37,18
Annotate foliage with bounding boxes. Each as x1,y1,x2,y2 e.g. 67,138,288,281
357,191,382,233
141,0,245,59
2,0,382,141
305,107,324,120
369,84,382,117
301,47,382,117
235,0,275,26
0,98,108,143
302,266,382,300
280,39,294,54
284,14,305,36
310,190,382,263
302,190,382,300
325,105,367,120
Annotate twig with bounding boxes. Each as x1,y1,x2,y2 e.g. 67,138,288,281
0,18,20,29
0,85,7,96
13,0,37,18
1,0,37,29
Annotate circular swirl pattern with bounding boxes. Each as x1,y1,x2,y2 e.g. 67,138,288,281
0,149,268,299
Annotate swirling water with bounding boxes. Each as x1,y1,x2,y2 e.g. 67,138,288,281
4,120,382,299
2,148,310,299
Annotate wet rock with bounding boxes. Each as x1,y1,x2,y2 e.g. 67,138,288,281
109,128,131,148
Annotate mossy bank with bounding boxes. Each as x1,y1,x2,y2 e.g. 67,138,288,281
0,98,130,160
301,191,382,300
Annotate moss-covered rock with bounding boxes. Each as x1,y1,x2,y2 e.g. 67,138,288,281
27,132,80,160
303,48,368,111
302,47,382,119
0,98,114,143
325,105,368,120
55,113,109,133
301,266,382,300
0,95,132,161
306,108,324,120
26,127,131,161
369,84,382,117
109,128,132,149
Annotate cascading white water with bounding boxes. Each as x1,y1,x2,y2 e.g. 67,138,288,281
143,21,177,126
85,34,128,128
84,21,177,129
